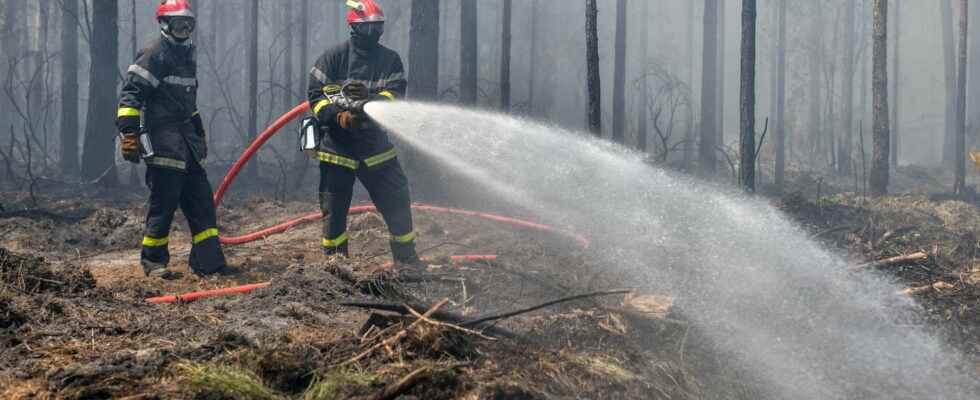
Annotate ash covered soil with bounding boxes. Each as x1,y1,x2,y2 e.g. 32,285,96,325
1,179,979,399
0,192,703,400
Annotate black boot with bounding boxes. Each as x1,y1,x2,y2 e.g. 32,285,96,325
323,240,350,257
390,240,424,269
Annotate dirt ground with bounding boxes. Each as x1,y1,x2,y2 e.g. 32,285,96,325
1,165,979,399
0,184,709,400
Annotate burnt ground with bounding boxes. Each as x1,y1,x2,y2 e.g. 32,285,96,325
0,184,704,400
0,165,979,399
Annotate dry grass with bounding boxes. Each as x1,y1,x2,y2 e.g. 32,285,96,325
562,350,639,383
301,368,375,400
177,361,285,400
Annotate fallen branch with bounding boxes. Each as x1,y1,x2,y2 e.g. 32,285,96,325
873,226,916,248
850,251,929,271
403,303,496,341
901,281,955,296
460,289,632,327
342,298,449,366
339,301,519,339
370,366,431,400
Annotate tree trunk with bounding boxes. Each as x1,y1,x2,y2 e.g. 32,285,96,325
969,0,980,150
586,0,602,137
684,0,696,169
774,0,786,190
1,0,23,146
942,0,956,166
500,0,512,111
283,4,295,159
285,5,294,110
839,0,856,176
612,0,627,144
528,0,538,115
717,2,726,146
890,0,900,168
128,0,139,185
870,0,890,196
637,0,650,154
954,0,969,194
808,1,823,166
459,0,478,106
60,0,79,174
245,0,259,180
290,0,312,191
80,0,118,186
738,0,757,193
699,0,719,177
300,0,309,75
409,0,440,100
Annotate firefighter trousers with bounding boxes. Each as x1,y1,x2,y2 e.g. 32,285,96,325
318,160,418,262
141,159,226,275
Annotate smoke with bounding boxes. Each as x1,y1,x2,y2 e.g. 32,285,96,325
366,101,980,399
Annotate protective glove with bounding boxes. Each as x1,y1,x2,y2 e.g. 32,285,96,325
337,110,358,130
120,133,141,163
116,114,140,134
344,81,369,101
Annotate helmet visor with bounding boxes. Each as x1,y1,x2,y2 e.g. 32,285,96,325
166,16,196,39
351,22,384,39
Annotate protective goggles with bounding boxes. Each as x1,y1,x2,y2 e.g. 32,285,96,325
164,17,196,38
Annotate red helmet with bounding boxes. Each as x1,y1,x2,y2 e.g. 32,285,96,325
346,0,385,25
157,0,195,21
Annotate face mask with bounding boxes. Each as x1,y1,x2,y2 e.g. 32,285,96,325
162,17,195,41
350,22,384,47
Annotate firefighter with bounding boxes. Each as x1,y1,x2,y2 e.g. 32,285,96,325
307,0,422,266
117,0,226,279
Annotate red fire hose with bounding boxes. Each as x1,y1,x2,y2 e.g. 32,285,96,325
146,282,270,304
146,102,587,304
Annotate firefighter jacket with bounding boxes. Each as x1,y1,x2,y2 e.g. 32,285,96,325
117,34,205,172
307,40,407,170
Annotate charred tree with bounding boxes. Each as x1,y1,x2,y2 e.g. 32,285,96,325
1,0,24,140
528,0,538,115
637,0,650,153
284,5,294,110
870,0,890,196
586,0,602,137
612,0,627,144
127,0,139,185
738,0,757,192
81,0,119,185
717,2,726,145
684,0,696,169
300,0,310,74
500,0,512,111
409,0,440,100
245,0,259,179
774,0,787,190
808,1,823,166
460,0,478,106
890,0,900,168
699,0,719,177
290,0,312,191
943,0,956,166
60,0,79,174
954,0,969,194
969,0,980,149
839,0,856,175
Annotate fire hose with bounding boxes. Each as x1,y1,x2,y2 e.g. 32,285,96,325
146,102,588,304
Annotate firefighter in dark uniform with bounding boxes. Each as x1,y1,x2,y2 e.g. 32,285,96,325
117,0,226,278
307,0,422,266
